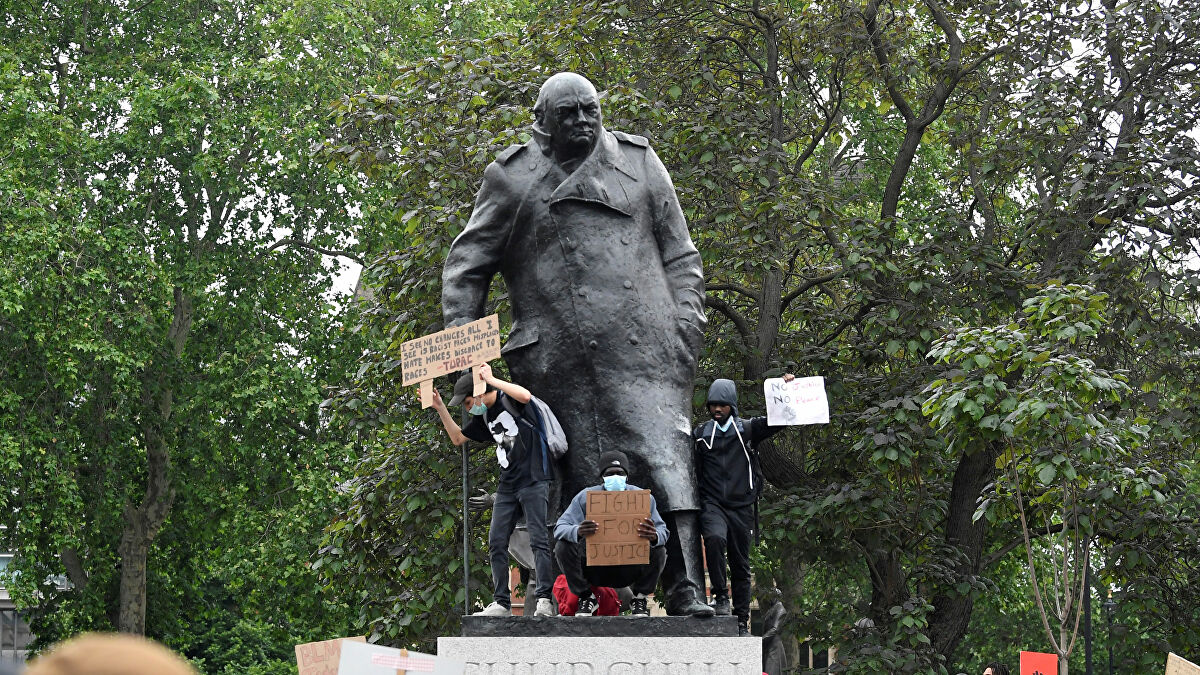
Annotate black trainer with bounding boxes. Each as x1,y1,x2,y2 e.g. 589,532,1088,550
629,595,650,617
713,595,732,616
576,594,598,617
738,620,750,636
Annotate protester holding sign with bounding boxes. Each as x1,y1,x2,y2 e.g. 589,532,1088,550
693,374,795,636
431,363,556,617
554,451,669,617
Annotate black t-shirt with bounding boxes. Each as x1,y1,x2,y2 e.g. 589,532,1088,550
461,393,552,493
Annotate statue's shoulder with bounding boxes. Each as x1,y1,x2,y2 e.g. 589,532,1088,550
611,130,650,148
495,143,528,165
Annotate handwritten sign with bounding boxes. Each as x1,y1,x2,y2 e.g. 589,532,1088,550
399,315,501,386
585,489,651,566
1019,651,1058,675
1167,653,1200,675
764,376,829,425
295,636,365,675
338,640,465,675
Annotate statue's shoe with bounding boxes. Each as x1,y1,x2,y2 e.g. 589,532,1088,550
667,597,715,617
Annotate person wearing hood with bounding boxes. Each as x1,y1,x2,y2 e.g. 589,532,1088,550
431,363,556,618
554,451,669,617
694,374,795,635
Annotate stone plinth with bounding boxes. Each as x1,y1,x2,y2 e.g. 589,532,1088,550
438,635,761,674
461,615,738,638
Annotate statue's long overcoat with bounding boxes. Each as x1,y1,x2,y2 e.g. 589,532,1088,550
442,129,707,513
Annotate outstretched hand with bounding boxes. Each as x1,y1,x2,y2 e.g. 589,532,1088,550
467,489,494,512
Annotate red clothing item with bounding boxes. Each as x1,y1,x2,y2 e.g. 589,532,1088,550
552,574,621,616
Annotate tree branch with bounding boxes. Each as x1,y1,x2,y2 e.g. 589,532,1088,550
705,295,754,345
263,236,365,265
781,271,840,312
705,281,759,301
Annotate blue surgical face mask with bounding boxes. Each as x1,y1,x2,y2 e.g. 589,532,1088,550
603,475,627,491
469,402,488,416
715,418,734,432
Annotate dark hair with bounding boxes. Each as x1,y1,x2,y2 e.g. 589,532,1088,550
984,663,1010,675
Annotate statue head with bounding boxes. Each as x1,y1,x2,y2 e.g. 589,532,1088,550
533,72,602,165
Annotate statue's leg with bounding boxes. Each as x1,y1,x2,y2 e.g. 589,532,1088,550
661,511,715,617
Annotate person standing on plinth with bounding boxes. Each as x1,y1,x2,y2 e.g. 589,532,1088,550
694,375,794,635
430,364,556,617
441,72,712,616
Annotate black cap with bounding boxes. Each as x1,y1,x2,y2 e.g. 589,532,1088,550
446,371,476,407
598,450,630,477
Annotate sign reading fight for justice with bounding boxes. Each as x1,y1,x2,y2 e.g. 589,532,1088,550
585,489,651,566
295,636,365,675
400,315,501,386
764,376,830,426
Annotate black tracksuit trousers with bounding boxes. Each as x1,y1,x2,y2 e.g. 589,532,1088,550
701,500,754,622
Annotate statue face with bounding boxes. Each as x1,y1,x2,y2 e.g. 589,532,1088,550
542,80,602,158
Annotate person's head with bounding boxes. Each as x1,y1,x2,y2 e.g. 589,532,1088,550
598,450,630,490
705,379,739,424
447,371,496,414
24,633,197,675
533,72,602,161
982,663,1009,675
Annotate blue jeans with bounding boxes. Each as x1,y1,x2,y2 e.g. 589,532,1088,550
489,481,553,607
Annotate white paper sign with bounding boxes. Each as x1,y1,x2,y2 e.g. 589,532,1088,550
764,376,829,425
338,640,466,675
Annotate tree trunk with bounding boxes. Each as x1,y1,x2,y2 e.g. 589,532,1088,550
116,410,174,634
117,288,189,633
928,442,1001,657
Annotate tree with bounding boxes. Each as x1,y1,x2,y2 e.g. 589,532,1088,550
0,0,387,652
317,0,1200,668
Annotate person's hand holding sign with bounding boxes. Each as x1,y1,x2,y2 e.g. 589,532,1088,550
578,520,600,538
636,517,658,544
476,362,496,385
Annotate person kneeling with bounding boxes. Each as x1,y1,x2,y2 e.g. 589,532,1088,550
554,451,668,617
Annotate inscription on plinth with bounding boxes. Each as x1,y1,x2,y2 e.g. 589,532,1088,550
437,636,760,674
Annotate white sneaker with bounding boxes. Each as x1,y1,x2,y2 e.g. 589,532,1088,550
473,602,511,617
534,598,555,617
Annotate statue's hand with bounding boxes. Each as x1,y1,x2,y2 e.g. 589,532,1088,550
468,489,495,512
675,318,704,366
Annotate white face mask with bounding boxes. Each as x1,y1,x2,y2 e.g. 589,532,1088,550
603,475,627,491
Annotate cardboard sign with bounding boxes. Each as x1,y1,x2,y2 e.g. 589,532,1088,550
399,315,501,386
1167,653,1200,675
338,640,465,675
585,489,652,566
1020,650,1059,675
764,376,829,425
295,636,365,675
